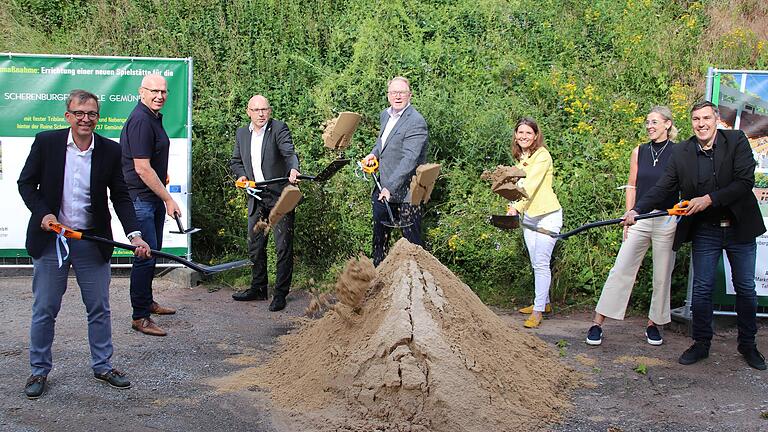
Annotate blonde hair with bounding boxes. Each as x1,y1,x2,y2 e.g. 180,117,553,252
648,105,678,141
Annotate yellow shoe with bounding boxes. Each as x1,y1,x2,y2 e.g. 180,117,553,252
518,304,552,314
523,313,543,328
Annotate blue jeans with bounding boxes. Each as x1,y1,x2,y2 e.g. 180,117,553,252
130,197,165,320
691,224,758,348
30,240,113,375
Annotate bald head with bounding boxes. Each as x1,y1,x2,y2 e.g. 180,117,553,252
139,74,168,113
141,74,166,88
246,95,272,129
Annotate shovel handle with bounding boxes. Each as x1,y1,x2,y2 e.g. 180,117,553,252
172,212,185,232
235,175,314,189
557,204,688,240
50,222,220,274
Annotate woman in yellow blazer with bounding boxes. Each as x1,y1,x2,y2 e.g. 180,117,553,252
507,118,562,328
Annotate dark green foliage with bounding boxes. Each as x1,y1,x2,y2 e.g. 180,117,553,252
3,0,766,309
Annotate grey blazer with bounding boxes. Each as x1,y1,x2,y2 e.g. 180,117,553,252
230,118,300,210
370,105,429,203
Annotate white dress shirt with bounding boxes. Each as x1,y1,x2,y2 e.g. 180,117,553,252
249,123,267,182
58,129,94,230
380,103,410,150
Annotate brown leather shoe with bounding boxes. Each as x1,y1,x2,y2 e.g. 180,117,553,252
131,317,167,336
149,302,176,315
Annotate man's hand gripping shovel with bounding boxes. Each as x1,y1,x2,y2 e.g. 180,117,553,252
355,157,413,229
489,201,690,240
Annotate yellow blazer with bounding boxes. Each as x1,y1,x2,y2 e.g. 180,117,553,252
512,147,561,217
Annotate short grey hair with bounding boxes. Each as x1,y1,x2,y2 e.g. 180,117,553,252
387,76,411,89
66,89,100,111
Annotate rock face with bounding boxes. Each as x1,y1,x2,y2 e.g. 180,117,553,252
218,239,580,431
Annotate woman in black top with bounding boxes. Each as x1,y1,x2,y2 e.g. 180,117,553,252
586,106,679,346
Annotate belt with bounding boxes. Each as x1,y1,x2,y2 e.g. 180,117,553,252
700,219,731,228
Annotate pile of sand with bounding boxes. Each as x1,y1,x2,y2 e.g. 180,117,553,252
481,165,527,201
214,239,580,431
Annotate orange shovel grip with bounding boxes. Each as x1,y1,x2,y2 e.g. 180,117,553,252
668,200,690,216
48,222,83,239
360,157,378,174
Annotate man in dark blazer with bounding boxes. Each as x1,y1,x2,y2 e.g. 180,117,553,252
17,89,150,399
625,100,766,370
230,95,300,312
363,76,429,266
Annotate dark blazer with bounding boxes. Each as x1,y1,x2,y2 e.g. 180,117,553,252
370,105,428,203
634,129,766,250
230,118,300,210
18,128,141,261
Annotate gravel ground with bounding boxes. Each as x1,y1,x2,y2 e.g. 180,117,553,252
1,272,767,431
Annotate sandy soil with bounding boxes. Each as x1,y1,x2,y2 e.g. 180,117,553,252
0,271,767,432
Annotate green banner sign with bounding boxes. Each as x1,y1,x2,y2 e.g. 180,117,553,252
0,54,192,260
0,55,190,138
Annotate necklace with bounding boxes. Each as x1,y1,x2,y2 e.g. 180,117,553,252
649,139,669,167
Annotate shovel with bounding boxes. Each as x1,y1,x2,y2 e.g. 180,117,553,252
489,201,689,240
49,223,250,276
169,212,201,235
357,159,413,229
239,158,351,188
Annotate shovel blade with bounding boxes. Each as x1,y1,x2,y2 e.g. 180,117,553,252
313,158,350,182
170,227,202,235
200,259,252,275
489,215,519,230
381,221,414,229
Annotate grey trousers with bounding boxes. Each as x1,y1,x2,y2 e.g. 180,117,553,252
30,240,113,376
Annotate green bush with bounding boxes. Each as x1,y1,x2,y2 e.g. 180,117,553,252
3,0,766,311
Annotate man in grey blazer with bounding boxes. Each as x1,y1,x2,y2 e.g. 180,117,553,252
363,77,429,266
230,95,300,311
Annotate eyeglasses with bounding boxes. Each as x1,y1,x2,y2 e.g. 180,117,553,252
645,120,663,127
141,87,168,96
387,91,411,96
68,110,99,120
248,107,271,113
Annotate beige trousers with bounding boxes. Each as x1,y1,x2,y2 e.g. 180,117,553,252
595,214,677,324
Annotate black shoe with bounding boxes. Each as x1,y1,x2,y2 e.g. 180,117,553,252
585,325,602,346
678,343,709,365
738,345,767,370
645,325,663,346
94,369,132,389
232,288,268,301
24,375,47,399
268,295,287,312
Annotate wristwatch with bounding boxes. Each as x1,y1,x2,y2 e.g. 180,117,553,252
127,231,142,241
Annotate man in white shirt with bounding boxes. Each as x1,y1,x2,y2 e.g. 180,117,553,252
18,89,151,399
230,95,300,311
363,77,429,266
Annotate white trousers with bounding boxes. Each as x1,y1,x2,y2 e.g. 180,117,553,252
522,209,563,312
595,214,677,324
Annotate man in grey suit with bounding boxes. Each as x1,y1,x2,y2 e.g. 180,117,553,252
230,95,300,311
363,77,429,266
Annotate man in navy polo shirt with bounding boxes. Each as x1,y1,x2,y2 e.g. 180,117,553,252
121,74,181,337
